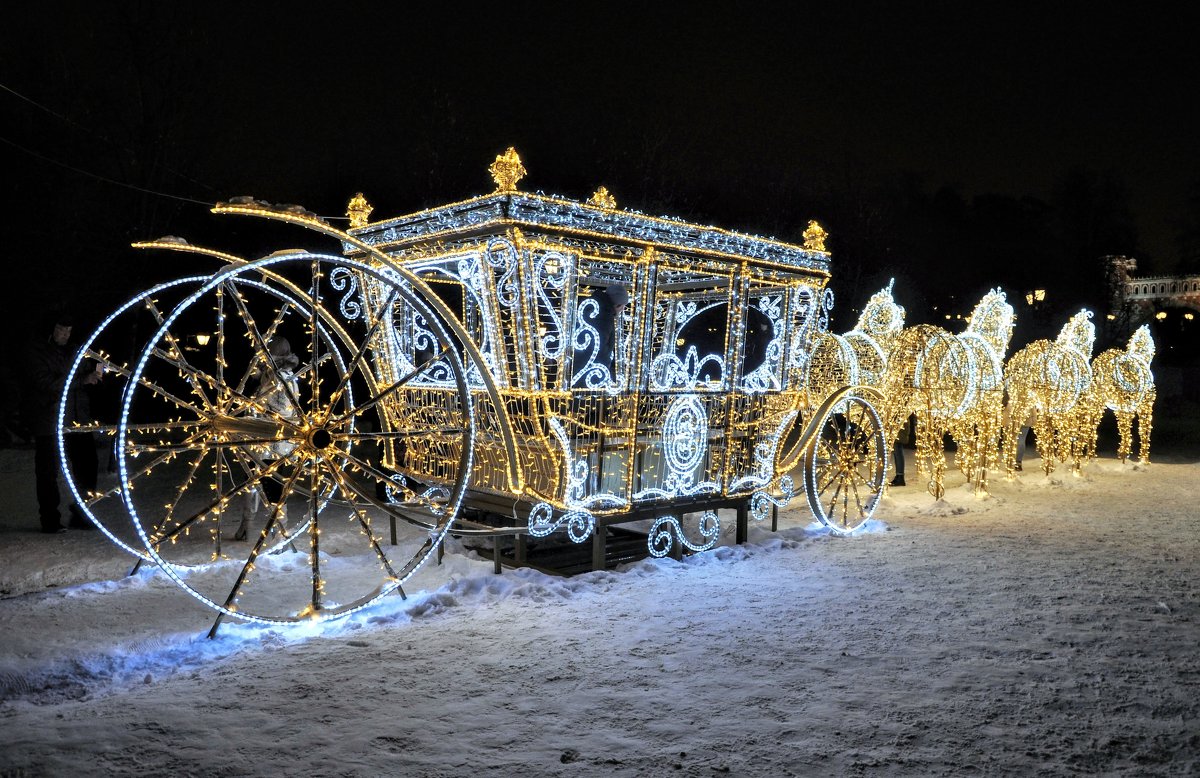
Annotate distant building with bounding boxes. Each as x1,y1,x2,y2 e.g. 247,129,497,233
1104,255,1200,336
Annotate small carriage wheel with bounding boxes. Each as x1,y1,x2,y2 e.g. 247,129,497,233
802,393,887,534
118,252,476,625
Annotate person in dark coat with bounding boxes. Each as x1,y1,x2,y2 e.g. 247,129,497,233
572,285,628,388
27,315,101,533
592,285,628,375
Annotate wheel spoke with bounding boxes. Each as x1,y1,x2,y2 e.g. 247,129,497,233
334,447,420,501
216,284,226,389
333,427,467,442
323,287,399,418
71,419,202,436
323,462,402,579
231,295,292,399
308,449,323,614
101,357,207,418
330,347,449,424
329,458,440,531
148,454,294,547
226,282,306,418
309,257,321,417
825,473,844,520
214,463,306,617
92,446,180,507
143,297,215,410
150,340,292,423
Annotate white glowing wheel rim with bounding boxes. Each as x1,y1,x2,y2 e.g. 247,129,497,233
59,276,208,559
118,253,476,624
60,275,357,561
803,393,887,534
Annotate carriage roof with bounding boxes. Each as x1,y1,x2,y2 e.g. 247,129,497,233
345,189,830,279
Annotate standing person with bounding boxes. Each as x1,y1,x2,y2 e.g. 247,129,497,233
890,414,912,487
571,285,628,388
234,337,300,541
1014,409,1035,471
27,314,102,533
594,285,628,376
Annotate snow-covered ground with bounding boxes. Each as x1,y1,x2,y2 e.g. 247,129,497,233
1,440,1197,776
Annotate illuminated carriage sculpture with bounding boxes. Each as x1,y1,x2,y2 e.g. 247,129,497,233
61,150,888,630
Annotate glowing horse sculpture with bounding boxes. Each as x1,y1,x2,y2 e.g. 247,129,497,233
806,280,906,403
1081,325,1156,463
946,290,1016,494
1002,310,1096,476
844,280,907,386
880,289,1014,498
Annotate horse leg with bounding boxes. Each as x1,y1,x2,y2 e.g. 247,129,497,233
1136,389,1155,463
1033,412,1056,476
1114,410,1134,463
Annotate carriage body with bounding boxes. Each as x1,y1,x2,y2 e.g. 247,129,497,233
343,191,835,519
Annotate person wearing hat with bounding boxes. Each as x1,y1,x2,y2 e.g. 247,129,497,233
27,313,103,533
234,336,301,541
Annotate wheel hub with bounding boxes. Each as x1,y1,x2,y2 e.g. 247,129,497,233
308,427,334,450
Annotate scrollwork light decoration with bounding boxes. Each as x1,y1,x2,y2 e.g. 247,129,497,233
328,267,362,320
647,511,721,558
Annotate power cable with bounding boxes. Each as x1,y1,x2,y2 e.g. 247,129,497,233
1,80,217,194
1,134,215,207
2,81,351,221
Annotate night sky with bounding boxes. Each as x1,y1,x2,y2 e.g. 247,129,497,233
3,3,1197,346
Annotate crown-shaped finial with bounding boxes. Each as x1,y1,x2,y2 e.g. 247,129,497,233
587,186,617,209
346,192,373,228
802,220,828,252
488,147,526,193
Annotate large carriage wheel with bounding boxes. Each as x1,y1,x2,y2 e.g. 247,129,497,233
118,253,476,625
802,392,887,534
59,276,208,560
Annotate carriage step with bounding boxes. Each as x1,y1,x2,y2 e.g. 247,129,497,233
462,526,652,577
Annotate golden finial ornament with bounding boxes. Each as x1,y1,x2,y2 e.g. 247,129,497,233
803,220,828,252
588,186,617,209
347,192,373,228
488,147,526,193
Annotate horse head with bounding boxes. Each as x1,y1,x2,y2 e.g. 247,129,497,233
1128,324,1155,364
852,279,906,342
963,288,1015,358
1055,309,1096,358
